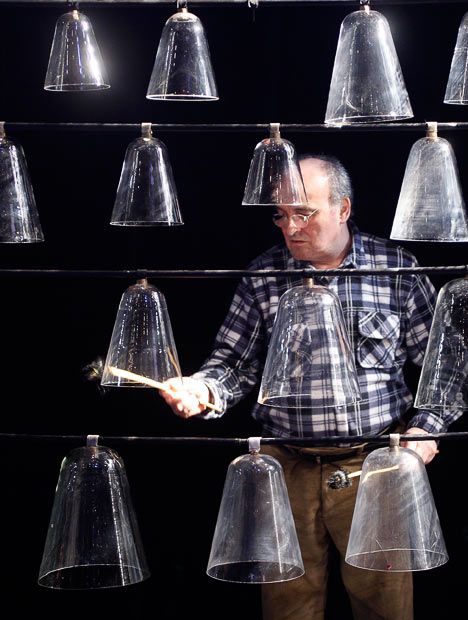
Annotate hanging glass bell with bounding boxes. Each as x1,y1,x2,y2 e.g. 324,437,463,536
444,11,468,105
415,278,468,411
325,4,413,125
207,441,304,583
0,126,44,243
44,10,110,91
146,6,218,101
242,123,308,207
258,281,361,408
101,279,182,387
38,437,150,589
110,123,183,226
391,123,468,241
346,437,448,571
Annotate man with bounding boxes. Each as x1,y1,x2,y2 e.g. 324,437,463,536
161,155,459,620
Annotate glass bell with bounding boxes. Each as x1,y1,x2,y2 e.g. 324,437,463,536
445,11,468,104
258,280,361,408
346,436,448,571
325,4,412,125
44,10,110,91
415,278,468,411
101,279,182,387
0,126,44,243
207,440,304,583
146,6,218,101
242,123,308,207
391,123,468,241
38,437,150,589
110,123,183,226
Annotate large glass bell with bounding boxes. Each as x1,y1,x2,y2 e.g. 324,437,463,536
346,436,448,571
391,123,468,241
207,440,304,583
0,126,44,243
415,278,468,411
146,7,218,101
445,11,468,105
258,280,361,408
110,123,183,226
44,10,110,91
242,124,308,207
325,4,412,125
38,437,150,589
101,279,182,387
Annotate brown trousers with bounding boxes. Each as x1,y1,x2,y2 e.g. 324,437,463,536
261,445,413,620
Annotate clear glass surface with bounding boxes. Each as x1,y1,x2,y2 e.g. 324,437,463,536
110,136,183,226
258,284,361,408
207,453,304,583
445,12,468,104
325,8,413,125
146,8,218,101
346,446,448,571
0,136,44,243
38,445,150,589
101,280,181,387
390,136,468,241
44,10,110,91
242,135,308,206
415,278,468,410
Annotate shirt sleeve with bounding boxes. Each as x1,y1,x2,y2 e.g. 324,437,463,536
191,275,267,418
404,273,437,367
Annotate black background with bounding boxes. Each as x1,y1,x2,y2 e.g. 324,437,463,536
0,0,467,618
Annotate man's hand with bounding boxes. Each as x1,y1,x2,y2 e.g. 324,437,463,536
160,377,211,419
401,427,438,464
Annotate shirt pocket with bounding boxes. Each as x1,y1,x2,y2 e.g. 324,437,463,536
357,311,400,369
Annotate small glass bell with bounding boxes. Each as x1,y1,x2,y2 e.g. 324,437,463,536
258,280,361,408
44,10,110,91
391,123,468,241
207,439,304,583
146,6,218,101
0,125,44,243
110,123,183,226
38,436,150,589
415,277,468,411
325,4,412,125
101,279,182,387
242,124,308,207
346,435,448,571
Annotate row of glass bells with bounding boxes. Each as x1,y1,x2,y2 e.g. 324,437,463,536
36,276,461,589
1,120,467,243
34,4,468,109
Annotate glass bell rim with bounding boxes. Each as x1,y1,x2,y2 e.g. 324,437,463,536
44,84,111,91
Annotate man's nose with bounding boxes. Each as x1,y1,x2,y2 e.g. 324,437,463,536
286,217,301,234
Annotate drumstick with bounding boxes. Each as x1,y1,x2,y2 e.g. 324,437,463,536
109,366,223,413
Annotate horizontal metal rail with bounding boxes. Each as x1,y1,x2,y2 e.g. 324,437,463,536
0,431,466,446
3,122,468,134
0,266,467,279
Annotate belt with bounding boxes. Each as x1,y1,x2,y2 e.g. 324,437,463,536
284,445,369,464
283,421,406,465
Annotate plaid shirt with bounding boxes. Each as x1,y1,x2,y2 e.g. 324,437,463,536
193,222,461,438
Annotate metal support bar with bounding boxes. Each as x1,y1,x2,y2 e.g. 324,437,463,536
3,122,468,134
0,266,467,279
0,431,466,446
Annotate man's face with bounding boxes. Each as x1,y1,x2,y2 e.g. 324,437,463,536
276,159,349,263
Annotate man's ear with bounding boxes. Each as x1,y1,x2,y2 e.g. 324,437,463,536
339,197,351,223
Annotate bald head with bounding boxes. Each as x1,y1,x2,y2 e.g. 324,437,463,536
298,154,353,208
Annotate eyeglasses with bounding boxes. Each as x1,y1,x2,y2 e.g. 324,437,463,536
272,209,318,229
